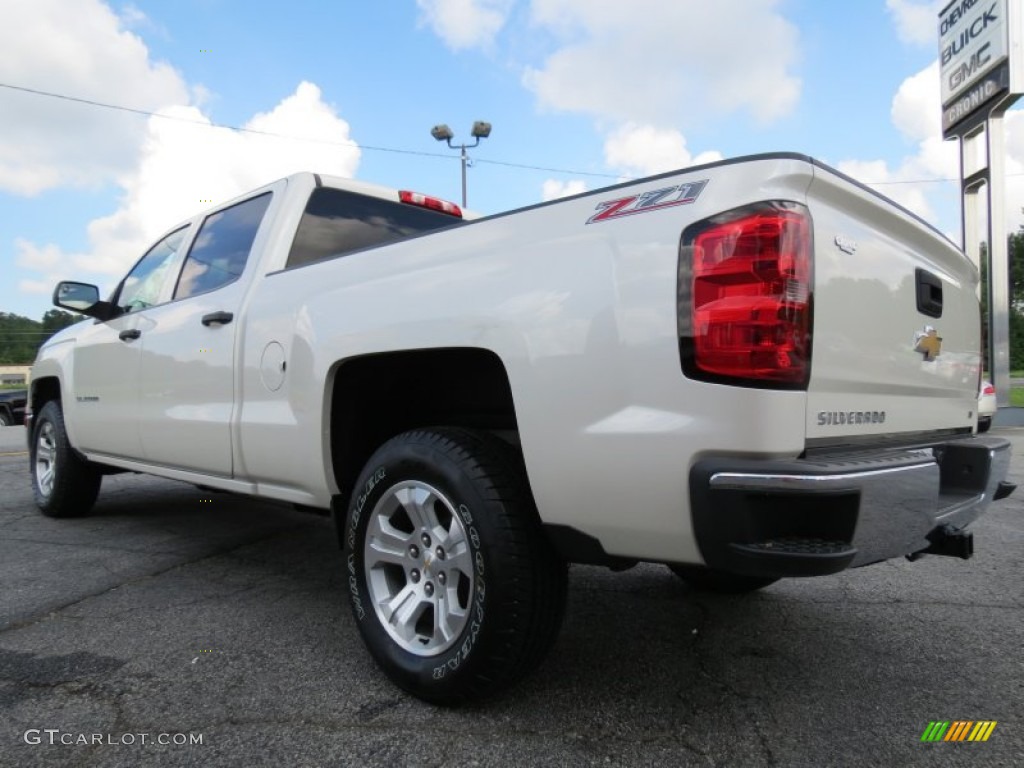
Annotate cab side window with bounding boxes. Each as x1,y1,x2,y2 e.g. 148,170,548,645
174,193,272,300
117,226,190,313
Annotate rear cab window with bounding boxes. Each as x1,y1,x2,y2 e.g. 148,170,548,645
286,187,463,270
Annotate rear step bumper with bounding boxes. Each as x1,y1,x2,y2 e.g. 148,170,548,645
689,436,1014,579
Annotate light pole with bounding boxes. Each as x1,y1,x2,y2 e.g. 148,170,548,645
430,121,491,208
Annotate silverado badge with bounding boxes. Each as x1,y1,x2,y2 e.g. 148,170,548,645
914,326,942,362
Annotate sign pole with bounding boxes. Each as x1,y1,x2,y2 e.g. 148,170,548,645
940,0,1022,407
959,129,983,272
987,105,1012,405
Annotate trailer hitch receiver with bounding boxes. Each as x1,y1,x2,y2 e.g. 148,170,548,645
907,523,974,562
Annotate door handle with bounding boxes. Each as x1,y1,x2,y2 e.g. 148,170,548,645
201,311,234,326
915,268,943,318
118,329,141,341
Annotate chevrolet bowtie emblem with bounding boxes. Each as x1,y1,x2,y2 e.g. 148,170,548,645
914,326,942,362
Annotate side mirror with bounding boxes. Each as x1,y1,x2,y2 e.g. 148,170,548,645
52,281,115,320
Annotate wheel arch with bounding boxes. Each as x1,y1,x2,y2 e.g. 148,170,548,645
30,375,62,418
327,347,520,514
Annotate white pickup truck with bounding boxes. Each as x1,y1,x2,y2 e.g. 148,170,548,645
28,153,1016,704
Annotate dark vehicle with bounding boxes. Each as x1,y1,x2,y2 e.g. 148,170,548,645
0,389,27,427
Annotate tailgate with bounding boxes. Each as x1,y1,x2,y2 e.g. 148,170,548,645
805,164,980,447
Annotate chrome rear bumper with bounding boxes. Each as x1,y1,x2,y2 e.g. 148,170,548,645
689,436,1014,577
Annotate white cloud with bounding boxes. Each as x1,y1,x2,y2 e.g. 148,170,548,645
891,61,943,142
524,0,801,127
413,1,778,180
996,110,1024,235
416,0,514,50
836,158,940,221
603,123,722,178
15,240,85,297
15,239,66,272
119,3,153,31
17,278,58,296
0,0,189,195
838,61,1024,237
885,1,943,47
542,179,587,201
837,63,957,222
17,82,361,291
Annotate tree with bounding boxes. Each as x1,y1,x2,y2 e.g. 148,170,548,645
1009,223,1024,308
979,225,1024,372
0,311,82,364
41,309,79,334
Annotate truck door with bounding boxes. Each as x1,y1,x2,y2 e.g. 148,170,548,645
70,226,191,459
136,192,273,476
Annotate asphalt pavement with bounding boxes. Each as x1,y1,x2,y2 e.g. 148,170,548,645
1,425,1023,767
994,406,1024,428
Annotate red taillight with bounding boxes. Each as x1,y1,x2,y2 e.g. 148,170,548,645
398,190,463,218
983,383,996,396
680,203,812,387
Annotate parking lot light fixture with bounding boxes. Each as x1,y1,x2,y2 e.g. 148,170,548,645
430,121,491,207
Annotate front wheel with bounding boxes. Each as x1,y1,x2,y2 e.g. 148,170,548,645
0,410,11,427
30,400,101,517
343,428,567,705
669,564,779,594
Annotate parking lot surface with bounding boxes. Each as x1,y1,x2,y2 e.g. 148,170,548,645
2,425,1023,767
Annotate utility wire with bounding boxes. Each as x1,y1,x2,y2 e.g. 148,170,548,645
476,157,623,180
0,82,442,160
1,82,622,181
1,81,1018,187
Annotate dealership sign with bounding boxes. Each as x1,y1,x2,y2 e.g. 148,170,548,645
939,0,1023,135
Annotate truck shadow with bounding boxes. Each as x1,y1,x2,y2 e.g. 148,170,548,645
83,480,918,718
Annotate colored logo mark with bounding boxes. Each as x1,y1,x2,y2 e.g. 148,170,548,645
913,326,942,361
920,721,997,742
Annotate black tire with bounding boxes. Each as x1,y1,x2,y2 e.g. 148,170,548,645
343,427,567,705
669,564,779,594
978,417,992,433
0,410,11,427
30,400,101,518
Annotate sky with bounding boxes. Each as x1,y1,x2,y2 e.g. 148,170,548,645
2,0,1024,322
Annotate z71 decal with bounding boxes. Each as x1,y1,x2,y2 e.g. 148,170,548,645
586,179,708,224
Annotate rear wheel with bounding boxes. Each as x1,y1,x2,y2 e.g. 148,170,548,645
669,564,778,594
31,400,101,518
343,427,567,705
978,416,992,433
0,410,11,427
